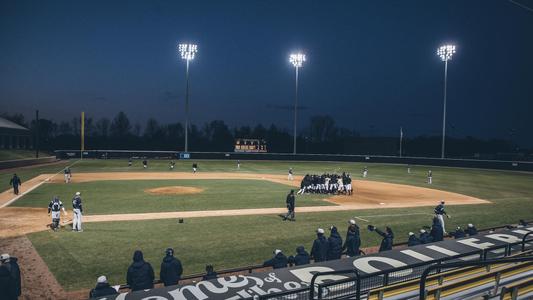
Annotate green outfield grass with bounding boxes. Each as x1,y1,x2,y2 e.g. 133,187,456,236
13,179,331,214
4,159,533,291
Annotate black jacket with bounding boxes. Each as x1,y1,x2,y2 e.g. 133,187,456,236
286,193,295,210
407,235,421,247
451,229,466,239
160,255,183,286
89,282,118,298
419,232,433,244
127,251,155,291
375,228,394,252
311,235,329,262
289,246,310,266
7,258,21,297
263,252,288,269
327,229,343,260
430,219,444,242
202,271,218,281
343,226,361,256
465,226,478,236
0,264,17,300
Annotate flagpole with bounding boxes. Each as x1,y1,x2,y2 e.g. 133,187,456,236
399,127,403,158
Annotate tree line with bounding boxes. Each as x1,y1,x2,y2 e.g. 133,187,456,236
1,112,525,160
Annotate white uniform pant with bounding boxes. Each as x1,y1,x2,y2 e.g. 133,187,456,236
363,171,368,178
436,214,445,234
428,177,432,184
288,173,293,180
73,208,82,231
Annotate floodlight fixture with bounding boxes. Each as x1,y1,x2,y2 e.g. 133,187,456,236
437,44,456,62
289,53,306,68
178,43,198,61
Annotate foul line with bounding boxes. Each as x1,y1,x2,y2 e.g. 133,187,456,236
0,160,81,208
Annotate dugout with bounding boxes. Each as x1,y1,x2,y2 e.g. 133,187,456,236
0,117,31,149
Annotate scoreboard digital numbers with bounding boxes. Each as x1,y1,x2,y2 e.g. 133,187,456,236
234,138,267,153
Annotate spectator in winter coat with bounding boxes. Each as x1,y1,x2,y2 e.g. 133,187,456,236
89,276,118,298
311,228,329,262
263,249,288,269
343,220,361,257
407,232,421,247
160,248,183,286
202,265,218,281
430,217,444,242
369,225,394,252
465,224,478,236
0,254,21,298
419,229,433,244
127,250,155,291
0,261,17,300
327,226,343,260
450,226,466,239
288,246,310,266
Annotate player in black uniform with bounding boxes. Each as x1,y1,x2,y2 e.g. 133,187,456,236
48,196,67,231
283,190,296,221
9,174,21,195
192,163,198,173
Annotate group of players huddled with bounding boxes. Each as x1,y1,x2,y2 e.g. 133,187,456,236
297,172,353,195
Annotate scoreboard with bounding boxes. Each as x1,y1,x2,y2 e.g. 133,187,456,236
234,138,267,153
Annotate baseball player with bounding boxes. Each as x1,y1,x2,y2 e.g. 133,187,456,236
72,192,83,232
128,158,132,167
427,170,433,184
434,200,450,234
9,174,21,195
48,196,67,231
237,160,241,170
283,190,296,221
407,165,411,174
344,174,353,195
142,160,148,169
169,161,175,170
362,167,368,178
288,168,294,181
64,167,72,183
192,163,198,173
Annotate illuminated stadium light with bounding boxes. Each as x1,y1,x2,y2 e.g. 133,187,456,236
436,44,457,159
178,43,198,61
289,52,306,154
177,42,198,152
289,53,306,68
437,44,456,61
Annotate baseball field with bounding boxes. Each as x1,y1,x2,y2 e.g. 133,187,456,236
1,159,533,295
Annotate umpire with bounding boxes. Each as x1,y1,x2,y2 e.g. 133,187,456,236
283,190,295,221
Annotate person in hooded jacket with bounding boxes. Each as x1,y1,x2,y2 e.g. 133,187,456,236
311,228,329,262
263,249,288,269
419,229,433,244
0,261,17,300
465,224,478,236
407,232,421,246
430,217,444,242
288,246,310,266
202,265,218,280
160,248,183,286
343,220,361,257
370,225,394,252
89,275,118,298
450,226,466,239
0,254,21,298
327,226,343,260
127,250,155,291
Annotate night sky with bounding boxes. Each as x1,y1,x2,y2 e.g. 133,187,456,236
1,1,532,145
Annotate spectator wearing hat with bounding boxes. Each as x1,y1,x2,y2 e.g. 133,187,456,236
126,250,155,291
202,265,218,281
0,253,21,299
407,232,421,247
288,246,310,266
160,248,183,286
89,276,118,298
263,249,288,269
343,220,361,257
311,228,329,262
419,229,433,244
327,226,343,260
465,224,478,236
0,260,17,300
450,226,466,239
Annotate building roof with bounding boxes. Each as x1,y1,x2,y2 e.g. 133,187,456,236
0,117,29,131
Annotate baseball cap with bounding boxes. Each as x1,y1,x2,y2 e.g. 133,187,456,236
317,228,325,234
468,223,474,228
349,219,356,225
408,232,414,236
97,275,107,283
274,249,282,255
0,254,9,261
420,229,426,233
75,192,81,196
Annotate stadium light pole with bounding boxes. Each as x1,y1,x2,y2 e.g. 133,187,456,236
289,52,306,155
178,43,198,153
437,44,456,159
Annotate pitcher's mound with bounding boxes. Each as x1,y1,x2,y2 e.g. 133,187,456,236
145,186,204,195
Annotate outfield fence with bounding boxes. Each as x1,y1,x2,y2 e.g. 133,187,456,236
54,149,533,172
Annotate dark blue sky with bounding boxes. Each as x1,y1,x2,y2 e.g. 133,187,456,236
1,0,532,145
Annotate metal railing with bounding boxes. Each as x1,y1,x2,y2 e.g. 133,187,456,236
418,255,533,300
